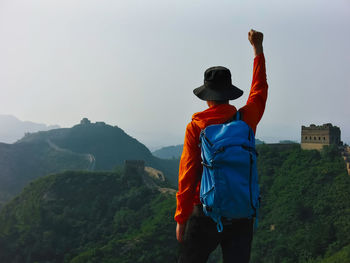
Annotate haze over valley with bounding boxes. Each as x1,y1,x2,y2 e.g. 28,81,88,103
1,0,349,262
0,119,349,262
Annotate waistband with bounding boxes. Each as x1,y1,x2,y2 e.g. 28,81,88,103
193,204,253,225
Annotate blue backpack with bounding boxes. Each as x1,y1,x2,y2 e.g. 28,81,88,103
199,111,260,232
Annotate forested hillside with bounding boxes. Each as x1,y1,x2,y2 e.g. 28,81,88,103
0,144,349,262
19,121,179,184
0,121,179,210
0,169,179,263
19,122,154,170
0,141,91,210
251,144,350,263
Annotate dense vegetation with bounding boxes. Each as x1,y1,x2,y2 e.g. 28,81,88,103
19,123,154,170
20,122,179,185
0,141,90,210
20,122,157,169
0,122,179,210
251,144,350,263
0,169,178,263
0,142,349,262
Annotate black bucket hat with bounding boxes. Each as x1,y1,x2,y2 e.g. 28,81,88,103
193,66,243,101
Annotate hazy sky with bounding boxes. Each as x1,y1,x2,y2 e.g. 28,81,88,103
1,0,349,149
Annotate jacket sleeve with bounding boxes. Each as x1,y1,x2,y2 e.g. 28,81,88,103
240,53,268,133
174,122,202,224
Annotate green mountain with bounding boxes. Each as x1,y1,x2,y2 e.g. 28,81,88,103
0,120,179,210
152,144,183,159
19,120,179,183
1,135,349,262
0,167,179,263
18,121,156,170
251,144,350,263
0,141,91,210
0,163,223,263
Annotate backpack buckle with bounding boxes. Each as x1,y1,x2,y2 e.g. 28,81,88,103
201,161,213,169
214,147,225,154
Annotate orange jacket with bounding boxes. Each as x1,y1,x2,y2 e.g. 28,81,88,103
175,54,268,224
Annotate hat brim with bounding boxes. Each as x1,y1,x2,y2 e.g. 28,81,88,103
193,84,243,101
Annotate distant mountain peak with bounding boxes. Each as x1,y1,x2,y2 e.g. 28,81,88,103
0,114,60,144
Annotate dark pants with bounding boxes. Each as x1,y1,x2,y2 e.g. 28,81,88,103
178,205,253,263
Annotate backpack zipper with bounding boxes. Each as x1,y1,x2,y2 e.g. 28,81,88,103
248,127,257,216
249,153,257,216
200,130,214,147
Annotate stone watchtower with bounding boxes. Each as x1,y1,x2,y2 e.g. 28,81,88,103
301,123,341,150
122,160,146,185
124,160,145,176
80,118,91,125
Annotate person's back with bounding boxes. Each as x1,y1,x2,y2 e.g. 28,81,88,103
175,29,268,263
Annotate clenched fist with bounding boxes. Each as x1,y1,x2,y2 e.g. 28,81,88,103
248,29,264,56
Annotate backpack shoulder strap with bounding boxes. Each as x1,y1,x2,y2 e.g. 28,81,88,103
225,110,243,124
235,111,241,121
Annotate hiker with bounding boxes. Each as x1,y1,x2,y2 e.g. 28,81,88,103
175,29,268,263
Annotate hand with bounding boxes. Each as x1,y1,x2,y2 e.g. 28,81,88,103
176,222,186,243
248,29,264,56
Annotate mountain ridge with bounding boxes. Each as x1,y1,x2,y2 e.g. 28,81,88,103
0,119,179,210
0,144,349,262
0,168,180,263
0,114,59,143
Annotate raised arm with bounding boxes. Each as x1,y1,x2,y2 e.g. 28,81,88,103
248,29,264,57
240,29,268,133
